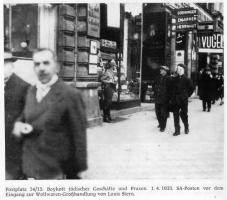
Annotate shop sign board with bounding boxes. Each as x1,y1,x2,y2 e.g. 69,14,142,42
173,8,198,31
87,4,100,38
198,33,224,53
89,64,97,74
174,8,197,16
176,23,197,31
90,40,98,54
89,54,98,64
101,39,117,49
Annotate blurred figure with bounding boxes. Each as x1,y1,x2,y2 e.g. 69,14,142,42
153,65,171,132
198,67,213,112
217,73,224,105
100,59,117,123
211,72,219,104
13,48,87,179
169,63,194,136
4,48,30,179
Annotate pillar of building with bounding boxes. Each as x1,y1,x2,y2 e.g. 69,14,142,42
170,30,176,72
58,4,102,127
186,31,193,78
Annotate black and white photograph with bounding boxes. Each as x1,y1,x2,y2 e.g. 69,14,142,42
2,0,225,199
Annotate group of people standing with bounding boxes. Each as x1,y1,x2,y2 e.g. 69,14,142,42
5,48,87,180
153,63,194,136
198,67,224,112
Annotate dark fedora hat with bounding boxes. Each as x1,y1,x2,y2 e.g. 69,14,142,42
4,48,17,62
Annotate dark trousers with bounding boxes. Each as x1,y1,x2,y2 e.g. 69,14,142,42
172,101,189,132
103,85,113,119
202,100,211,110
155,103,168,129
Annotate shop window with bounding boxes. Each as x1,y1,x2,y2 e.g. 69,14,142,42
4,4,38,58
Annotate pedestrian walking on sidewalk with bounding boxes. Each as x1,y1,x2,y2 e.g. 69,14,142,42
198,67,213,112
100,59,117,123
153,65,171,132
169,63,194,136
12,48,87,179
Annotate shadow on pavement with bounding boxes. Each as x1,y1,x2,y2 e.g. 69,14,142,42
111,117,129,123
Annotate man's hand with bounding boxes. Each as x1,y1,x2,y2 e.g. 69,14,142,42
12,122,33,137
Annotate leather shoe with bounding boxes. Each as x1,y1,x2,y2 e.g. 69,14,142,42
103,118,111,123
185,128,189,134
160,128,165,132
173,131,180,136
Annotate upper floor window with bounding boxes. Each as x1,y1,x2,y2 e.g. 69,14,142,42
4,4,38,58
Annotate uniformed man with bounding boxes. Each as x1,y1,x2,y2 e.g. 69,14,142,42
169,63,194,136
100,59,117,123
153,65,171,132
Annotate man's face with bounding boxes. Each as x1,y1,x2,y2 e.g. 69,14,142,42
160,69,167,76
33,50,58,84
4,61,14,82
176,66,184,76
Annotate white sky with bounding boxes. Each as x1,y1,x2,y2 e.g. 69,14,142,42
125,3,142,16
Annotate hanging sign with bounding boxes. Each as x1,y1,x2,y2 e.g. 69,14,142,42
198,33,224,53
173,8,198,31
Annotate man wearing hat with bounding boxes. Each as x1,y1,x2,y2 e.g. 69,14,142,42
4,48,30,179
198,66,213,112
153,65,171,132
100,59,117,122
169,63,194,136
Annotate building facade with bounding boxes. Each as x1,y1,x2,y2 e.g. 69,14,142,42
4,3,143,126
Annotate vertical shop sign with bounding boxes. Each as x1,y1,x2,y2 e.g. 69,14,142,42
87,4,100,38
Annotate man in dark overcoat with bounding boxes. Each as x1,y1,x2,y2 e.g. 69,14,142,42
198,67,213,112
153,65,171,132
169,63,194,136
13,48,87,179
4,48,30,180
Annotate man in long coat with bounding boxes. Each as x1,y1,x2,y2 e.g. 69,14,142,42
169,63,194,136
4,48,30,179
153,65,171,132
13,48,87,179
198,67,213,112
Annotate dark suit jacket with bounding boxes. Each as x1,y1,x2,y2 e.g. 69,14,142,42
19,79,87,179
5,73,29,179
153,75,171,104
169,75,194,105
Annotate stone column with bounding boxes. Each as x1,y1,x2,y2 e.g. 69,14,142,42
170,30,176,72
75,4,102,127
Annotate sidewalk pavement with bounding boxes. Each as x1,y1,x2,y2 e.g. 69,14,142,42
83,99,224,179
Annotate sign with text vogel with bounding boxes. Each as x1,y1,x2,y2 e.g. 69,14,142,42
198,33,224,53
173,8,198,31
